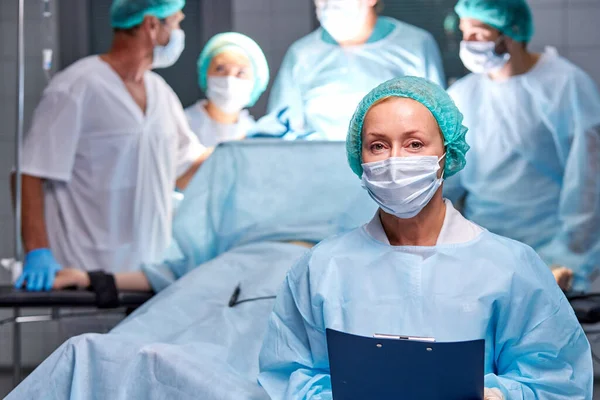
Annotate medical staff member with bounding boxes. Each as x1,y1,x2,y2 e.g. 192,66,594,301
258,77,592,399
444,0,600,291
15,0,212,292
185,32,269,147
268,0,446,140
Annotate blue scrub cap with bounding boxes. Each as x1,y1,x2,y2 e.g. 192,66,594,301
197,33,270,108
347,76,470,179
455,0,534,43
111,0,185,29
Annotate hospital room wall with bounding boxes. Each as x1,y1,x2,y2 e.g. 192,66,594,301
527,0,600,84
231,0,314,117
0,0,64,370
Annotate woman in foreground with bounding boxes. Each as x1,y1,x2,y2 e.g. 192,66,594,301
258,76,592,399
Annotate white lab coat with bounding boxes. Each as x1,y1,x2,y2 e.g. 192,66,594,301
21,56,205,273
184,100,256,147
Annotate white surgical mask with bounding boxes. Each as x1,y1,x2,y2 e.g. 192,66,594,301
152,29,185,69
459,40,510,74
206,76,254,114
361,154,446,219
316,0,369,43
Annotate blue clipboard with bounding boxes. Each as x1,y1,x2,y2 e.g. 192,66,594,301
326,328,485,400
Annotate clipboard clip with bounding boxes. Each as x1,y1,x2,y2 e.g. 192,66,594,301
373,333,436,343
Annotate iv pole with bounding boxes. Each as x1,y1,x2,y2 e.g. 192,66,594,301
13,0,25,386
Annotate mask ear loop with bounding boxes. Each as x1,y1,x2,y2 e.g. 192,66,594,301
439,152,447,180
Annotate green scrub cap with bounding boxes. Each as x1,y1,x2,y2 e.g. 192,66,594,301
197,32,270,108
111,0,185,29
455,0,534,42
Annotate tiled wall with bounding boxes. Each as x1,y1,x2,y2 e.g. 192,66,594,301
529,0,600,84
231,0,314,116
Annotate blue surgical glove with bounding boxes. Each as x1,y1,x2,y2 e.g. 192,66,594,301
15,248,62,291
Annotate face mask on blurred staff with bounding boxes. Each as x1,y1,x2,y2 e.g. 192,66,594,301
206,76,254,114
315,0,371,42
152,28,186,69
459,37,510,74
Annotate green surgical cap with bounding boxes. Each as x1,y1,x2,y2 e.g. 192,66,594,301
455,0,534,42
197,32,270,108
111,0,185,29
346,76,470,179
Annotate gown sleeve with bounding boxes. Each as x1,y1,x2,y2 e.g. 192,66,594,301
267,45,306,131
258,252,333,400
167,87,206,178
485,247,593,399
535,68,600,291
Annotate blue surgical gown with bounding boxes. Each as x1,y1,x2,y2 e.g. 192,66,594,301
258,218,592,398
268,16,446,140
445,47,600,291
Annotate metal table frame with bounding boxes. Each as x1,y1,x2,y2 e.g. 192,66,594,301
0,287,153,387
0,306,128,386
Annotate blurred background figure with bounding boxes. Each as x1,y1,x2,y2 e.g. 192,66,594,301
267,0,446,140
13,0,210,293
185,32,269,147
445,0,600,292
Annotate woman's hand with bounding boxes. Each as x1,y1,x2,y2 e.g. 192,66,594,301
484,387,504,400
552,266,574,291
52,269,90,290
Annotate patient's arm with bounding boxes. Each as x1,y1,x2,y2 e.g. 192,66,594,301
287,241,315,249
53,269,151,292
114,271,152,291
552,266,574,291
